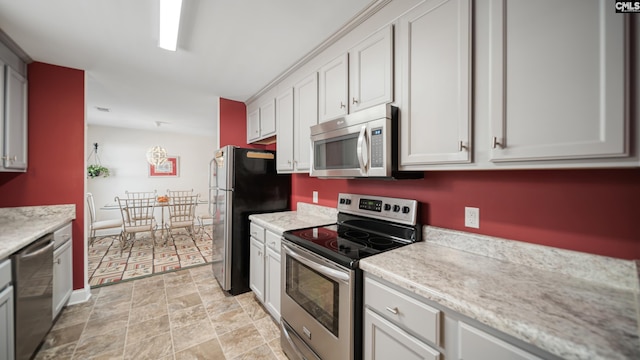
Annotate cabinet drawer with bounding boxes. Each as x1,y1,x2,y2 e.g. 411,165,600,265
265,230,281,253
54,222,72,249
250,222,265,242
0,259,10,290
365,276,441,345
459,323,542,360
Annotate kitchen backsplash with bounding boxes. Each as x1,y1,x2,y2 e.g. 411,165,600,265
296,202,338,220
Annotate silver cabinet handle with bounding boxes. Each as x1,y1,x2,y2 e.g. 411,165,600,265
352,97,359,104
340,102,346,109
492,136,504,149
386,306,399,315
459,141,469,152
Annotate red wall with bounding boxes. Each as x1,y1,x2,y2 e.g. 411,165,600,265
219,98,274,150
0,62,85,289
292,169,640,259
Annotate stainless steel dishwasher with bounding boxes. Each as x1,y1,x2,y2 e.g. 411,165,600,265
12,233,54,360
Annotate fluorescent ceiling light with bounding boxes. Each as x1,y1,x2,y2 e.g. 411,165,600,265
158,0,182,51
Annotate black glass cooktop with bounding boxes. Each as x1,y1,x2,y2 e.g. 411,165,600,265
283,219,417,269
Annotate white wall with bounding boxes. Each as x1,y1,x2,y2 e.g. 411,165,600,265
87,124,217,221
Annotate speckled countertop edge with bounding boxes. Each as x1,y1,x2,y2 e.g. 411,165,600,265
0,204,76,260
249,202,337,235
360,227,640,360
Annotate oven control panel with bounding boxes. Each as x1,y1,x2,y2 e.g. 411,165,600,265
337,193,418,225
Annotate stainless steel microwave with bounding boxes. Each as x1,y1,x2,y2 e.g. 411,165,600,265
310,104,421,179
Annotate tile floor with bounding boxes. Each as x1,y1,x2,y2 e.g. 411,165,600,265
35,264,287,360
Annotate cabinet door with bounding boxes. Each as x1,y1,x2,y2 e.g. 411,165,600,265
0,284,14,360
3,66,28,170
294,72,318,171
349,25,393,112
276,88,295,172
247,108,261,142
489,0,627,162
459,322,542,360
260,99,277,137
318,53,349,122
364,308,441,360
53,240,73,319
399,0,472,166
249,237,265,302
264,247,281,322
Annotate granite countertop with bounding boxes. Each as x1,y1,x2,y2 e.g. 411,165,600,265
0,205,76,260
360,226,640,360
249,202,337,234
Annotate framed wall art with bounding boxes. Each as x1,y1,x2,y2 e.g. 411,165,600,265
149,156,179,177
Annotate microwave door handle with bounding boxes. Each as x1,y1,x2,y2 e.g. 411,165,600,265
356,125,368,175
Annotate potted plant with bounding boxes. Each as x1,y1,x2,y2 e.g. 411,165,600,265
87,164,110,178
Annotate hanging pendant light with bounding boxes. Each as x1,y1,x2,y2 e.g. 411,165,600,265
146,145,168,166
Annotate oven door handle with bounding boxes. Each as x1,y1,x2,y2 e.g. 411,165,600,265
283,244,350,283
356,125,368,175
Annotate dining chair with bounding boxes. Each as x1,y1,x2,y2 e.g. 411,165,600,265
125,190,157,200
164,194,200,244
167,189,193,198
86,193,122,247
115,196,157,250
196,213,213,240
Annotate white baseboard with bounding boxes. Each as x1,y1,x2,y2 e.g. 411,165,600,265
68,284,92,305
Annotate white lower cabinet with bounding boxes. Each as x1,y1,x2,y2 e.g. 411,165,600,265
249,237,265,302
364,308,440,360
53,222,73,319
0,259,14,360
249,220,283,321
364,273,551,360
459,322,542,360
264,247,281,320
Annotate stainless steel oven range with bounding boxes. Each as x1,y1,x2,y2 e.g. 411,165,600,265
281,193,421,360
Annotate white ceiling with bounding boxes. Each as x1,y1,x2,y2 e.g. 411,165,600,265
0,0,373,135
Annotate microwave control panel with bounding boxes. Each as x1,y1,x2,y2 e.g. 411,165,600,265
370,127,383,168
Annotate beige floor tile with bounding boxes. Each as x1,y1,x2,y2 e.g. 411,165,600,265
204,296,241,317
168,292,203,312
217,324,266,359
90,298,131,320
234,292,256,307
254,316,280,342
166,282,199,300
210,307,253,336
126,314,170,346
52,307,92,330
268,338,289,360
171,317,217,352
34,342,76,360
174,338,225,360
81,310,129,340
241,300,268,321
73,328,126,359
40,322,84,351
131,288,166,308
232,343,278,360
170,304,209,328
129,299,168,324
124,332,173,360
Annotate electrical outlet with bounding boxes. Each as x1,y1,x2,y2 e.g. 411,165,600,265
313,191,318,204
465,207,479,228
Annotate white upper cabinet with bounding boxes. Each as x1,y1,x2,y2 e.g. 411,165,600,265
488,0,627,162
398,0,472,166
0,62,28,172
276,73,318,173
247,108,261,142
349,25,393,113
294,72,318,171
319,25,394,122
318,53,349,122
276,87,295,172
247,98,277,143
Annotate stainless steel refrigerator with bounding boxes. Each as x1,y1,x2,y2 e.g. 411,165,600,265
209,145,291,295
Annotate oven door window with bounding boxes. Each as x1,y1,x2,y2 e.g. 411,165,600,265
313,132,359,170
285,256,340,337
